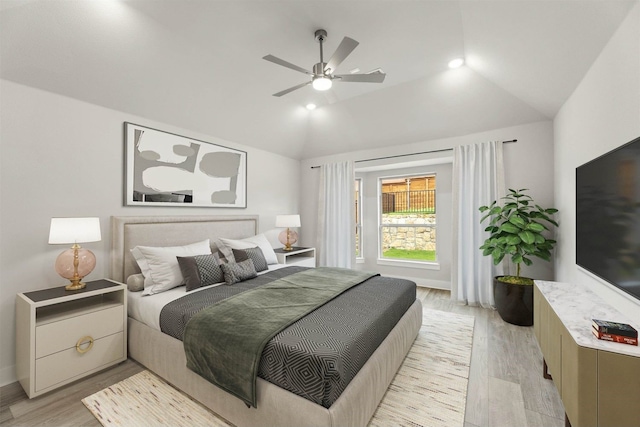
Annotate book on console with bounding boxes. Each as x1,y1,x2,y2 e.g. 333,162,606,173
592,327,638,346
592,319,638,338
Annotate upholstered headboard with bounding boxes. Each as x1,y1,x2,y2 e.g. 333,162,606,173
110,215,259,283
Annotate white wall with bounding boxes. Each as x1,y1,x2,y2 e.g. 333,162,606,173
300,120,555,288
554,3,640,324
0,80,301,385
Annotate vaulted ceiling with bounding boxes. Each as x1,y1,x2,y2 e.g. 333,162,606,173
1,0,635,159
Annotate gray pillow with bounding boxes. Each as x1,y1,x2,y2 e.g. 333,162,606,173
220,259,257,285
177,253,224,291
232,247,268,272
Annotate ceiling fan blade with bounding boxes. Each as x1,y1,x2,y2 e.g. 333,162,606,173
273,81,312,97
324,37,359,74
263,55,311,75
335,73,386,83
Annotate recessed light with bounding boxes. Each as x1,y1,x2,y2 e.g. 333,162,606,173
448,58,464,69
306,103,317,110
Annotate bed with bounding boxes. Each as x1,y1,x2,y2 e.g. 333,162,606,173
110,215,423,427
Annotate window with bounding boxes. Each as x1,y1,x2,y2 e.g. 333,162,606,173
355,178,363,258
379,174,436,263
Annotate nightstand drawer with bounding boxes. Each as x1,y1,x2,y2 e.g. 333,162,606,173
35,305,124,358
35,331,124,392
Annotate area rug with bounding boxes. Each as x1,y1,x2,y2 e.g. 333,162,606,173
82,309,474,427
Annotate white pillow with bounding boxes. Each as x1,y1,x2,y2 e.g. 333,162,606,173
131,239,212,295
218,234,278,265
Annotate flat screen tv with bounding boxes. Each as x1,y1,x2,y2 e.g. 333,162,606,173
576,135,640,301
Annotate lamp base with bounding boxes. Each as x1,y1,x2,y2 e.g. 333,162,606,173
65,280,86,291
55,246,95,292
278,229,298,251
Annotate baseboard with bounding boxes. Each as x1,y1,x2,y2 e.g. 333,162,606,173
0,364,17,387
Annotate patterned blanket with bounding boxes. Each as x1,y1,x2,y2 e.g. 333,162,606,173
183,267,378,407
159,266,416,408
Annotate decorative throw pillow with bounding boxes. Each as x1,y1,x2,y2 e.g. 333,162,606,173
177,253,224,291
232,247,268,272
212,238,235,263
131,239,212,295
126,273,145,292
220,259,257,285
218,234,278,265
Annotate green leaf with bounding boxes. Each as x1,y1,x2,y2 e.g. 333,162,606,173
489,206,502,216
482,247,493,256
493,251,506,264
522,257,533,266
518,230,536,244
506,235,521,245
535,249,551,261
545,208,558,214
527,222,545,232
534,234,545,244
509,215,526,228
479,206,489,212
501,223,520,234
511,253,523,264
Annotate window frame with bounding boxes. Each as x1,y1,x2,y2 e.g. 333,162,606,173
376,172,439,269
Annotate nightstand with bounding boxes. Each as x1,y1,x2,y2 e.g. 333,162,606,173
274,247,316,267
15,279,127,398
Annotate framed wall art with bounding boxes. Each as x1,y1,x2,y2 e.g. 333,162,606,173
124,122,247,208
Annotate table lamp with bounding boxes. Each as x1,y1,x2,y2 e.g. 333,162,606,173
276,214,301,251
48,217,101,290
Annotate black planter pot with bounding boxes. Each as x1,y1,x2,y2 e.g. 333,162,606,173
493,276,534,326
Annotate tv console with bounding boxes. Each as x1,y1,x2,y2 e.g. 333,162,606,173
533,280,640,427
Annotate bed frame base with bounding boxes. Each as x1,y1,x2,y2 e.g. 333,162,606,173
128,299,422,427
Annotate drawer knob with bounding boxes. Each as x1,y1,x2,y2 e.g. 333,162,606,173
75,336,94,354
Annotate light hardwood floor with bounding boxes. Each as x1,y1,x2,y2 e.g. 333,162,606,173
1,288,565,427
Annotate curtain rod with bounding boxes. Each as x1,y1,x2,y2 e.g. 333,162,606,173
310,139,517,169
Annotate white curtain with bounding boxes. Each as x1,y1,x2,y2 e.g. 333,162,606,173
317,161,355,268
451,141,505,307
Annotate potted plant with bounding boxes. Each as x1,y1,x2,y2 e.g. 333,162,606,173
479,188,558,326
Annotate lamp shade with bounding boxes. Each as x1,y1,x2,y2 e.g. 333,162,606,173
48,217,101,244
275,215,301,228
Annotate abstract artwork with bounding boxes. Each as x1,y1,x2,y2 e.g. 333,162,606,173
125,123,247,208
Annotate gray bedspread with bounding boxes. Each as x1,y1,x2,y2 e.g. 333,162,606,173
160,266,416,408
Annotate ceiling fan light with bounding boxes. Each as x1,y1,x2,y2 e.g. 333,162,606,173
306,103,317,110
312,76,332,91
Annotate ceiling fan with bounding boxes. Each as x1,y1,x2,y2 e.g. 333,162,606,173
263,29,386,97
